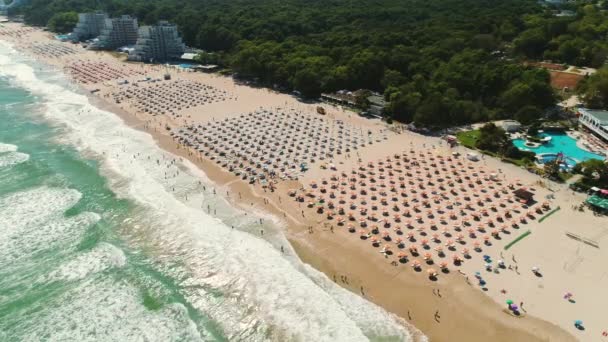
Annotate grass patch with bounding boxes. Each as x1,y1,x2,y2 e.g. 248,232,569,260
538,206,561,223
456,130,480,148
504,230,532,250
557,172,573,182
501,156,534,167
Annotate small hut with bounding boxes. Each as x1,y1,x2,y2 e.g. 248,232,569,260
513,188,534,204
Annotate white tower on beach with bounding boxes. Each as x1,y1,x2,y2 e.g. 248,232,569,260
128,21,186,63
69,12,108,42
92,15,139,50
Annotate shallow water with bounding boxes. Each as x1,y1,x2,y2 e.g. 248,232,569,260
0,41,423,341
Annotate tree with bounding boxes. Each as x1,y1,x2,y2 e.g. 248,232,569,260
577,67,608,109
476,123,508,152
354,90,372,110
513,28,547,58
572,159,608,186
293,68,321,98
47,12,78,33
543,159,561,180
514,105,540,125
196,25,239,51
381,69,406,88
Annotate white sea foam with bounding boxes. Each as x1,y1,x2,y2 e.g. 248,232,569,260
43,243,127,282
0,187,99,266
0,151,29,168
0,142,18,153
12,280,203,342
0,41,425,341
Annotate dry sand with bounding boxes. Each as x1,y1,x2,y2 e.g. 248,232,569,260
2,22,606,341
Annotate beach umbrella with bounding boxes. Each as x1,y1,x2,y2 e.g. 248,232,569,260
506,299,514,305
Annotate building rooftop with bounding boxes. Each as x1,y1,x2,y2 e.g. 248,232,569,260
180,52,197,61
580,108,608,124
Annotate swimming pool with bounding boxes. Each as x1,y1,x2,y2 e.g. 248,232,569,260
512,132,604,166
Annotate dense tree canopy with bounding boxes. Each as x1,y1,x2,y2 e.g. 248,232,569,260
577,67,608,109
47,11,78,33
19,0,593,126
572,158,608,189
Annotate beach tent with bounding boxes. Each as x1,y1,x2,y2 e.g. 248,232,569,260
466,152,479,161
513,188,534,203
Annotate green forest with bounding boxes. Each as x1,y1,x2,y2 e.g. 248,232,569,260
14,0,608,127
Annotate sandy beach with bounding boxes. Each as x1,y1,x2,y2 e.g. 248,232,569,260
2,22,607,341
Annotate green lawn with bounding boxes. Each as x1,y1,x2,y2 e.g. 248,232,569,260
457,129,535,168
456,130,480,148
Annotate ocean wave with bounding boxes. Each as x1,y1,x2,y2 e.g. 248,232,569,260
0,142,18,153
0,40,424,341
42,242,127,282
9,280,203,342
0,151,29,168
0,186,99,266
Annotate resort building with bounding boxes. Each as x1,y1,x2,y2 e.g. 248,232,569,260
69,12,109,42
578,108,608,142
500,120,522,133
127,21,185,63
91,15,139,50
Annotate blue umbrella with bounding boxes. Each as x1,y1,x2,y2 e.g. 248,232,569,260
574,320,583,326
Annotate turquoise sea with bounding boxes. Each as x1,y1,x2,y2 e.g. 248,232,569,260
0,41,421,341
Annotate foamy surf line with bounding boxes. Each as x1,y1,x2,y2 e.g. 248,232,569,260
0,142,18,153
0,40,426,341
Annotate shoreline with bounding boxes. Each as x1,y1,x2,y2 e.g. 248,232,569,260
101,82,574,342
83,54,574,342
0,24,590,341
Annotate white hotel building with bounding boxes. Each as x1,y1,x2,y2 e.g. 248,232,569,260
578,108,608,142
